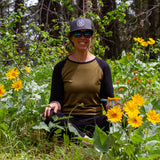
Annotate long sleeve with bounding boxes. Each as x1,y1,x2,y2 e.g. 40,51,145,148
49,59,66,107
96,57,114,99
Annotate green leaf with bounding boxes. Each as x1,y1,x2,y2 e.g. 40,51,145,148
123,144,135,157
146,140,160,146
119,56,129,65
93,125,110,153
9,52,13,57
0,107,7,122
151,99,160,110
143,103,153,113
148,154,160,159
68,123,81,137
0,123,8,131
32,122,50,132
130,134,143,144
137,157,150,160
48,121,64,131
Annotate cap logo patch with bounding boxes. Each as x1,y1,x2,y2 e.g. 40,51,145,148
77,19,85,27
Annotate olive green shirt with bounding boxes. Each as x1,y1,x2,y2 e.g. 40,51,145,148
50,57,114,116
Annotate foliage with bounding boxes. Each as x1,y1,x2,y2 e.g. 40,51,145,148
110,38,160,103
93,98,160,160
0,11,67,65
0,1,160,159
0,36,160,159
0,0,129,64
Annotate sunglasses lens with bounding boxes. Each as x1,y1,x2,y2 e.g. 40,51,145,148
84,31,93,38
73,31,81,38
72,31,93,38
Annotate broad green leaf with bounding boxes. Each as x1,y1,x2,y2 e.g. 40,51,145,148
93,125,110,153
119,56,128,65
48,121,64,131
143,103,153,113
146,140,160,146
32,122,50,132
68,123,81,137
130,134,143,144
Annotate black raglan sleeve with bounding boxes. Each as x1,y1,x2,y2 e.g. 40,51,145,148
49,59,66,108
96,57,114,99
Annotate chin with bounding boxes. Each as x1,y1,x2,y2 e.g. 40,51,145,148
78,47,88,50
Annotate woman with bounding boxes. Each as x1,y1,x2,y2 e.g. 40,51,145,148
42,17,114,139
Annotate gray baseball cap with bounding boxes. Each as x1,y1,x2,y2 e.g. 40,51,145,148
70,17,93,32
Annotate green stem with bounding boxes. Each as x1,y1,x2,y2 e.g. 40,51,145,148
99,152,103,160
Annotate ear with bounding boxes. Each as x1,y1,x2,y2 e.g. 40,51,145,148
69,34,73,42
90,34,94,41
69,35,74,46
91,34,94,39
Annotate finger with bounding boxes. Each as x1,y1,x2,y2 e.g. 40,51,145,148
44,107,50,117
47,107,51,117
48,104,52,108
54,106,58,114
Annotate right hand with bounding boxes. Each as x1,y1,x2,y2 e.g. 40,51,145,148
41,101,61,117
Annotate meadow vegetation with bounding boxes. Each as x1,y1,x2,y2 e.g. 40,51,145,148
0,37,160,160
0,4,160,159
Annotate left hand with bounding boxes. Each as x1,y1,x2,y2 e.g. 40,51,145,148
106,105,111,110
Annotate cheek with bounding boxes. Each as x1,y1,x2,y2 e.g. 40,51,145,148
70,37,76,45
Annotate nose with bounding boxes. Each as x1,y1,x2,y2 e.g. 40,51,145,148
80,34,85,39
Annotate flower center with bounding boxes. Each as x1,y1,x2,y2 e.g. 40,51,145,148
133,119,137,123
112,113,117,118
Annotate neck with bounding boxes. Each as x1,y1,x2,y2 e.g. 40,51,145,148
70,49,95,62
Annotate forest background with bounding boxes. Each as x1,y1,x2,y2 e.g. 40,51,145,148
0,0,160,159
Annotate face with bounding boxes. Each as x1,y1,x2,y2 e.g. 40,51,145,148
70,30,93,51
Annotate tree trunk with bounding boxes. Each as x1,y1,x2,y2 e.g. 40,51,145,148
101,0,121,59
14,0,24,54
38,0,61,38
148,0,156,39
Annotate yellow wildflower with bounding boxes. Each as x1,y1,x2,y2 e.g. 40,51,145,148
146,110,160,125
11,80,23,91
133,37,138,41
140,41,148,47
127,115,143,128
25,66,31,73
131,94,145,106
59,50,63,53
123,100,140,117
147,38,155,45
64,50,69,54
0,84,6,97
137,37,145,43
6,68,20,80
106,106,123,123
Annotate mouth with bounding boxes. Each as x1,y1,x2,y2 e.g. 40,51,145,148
78,42,87,45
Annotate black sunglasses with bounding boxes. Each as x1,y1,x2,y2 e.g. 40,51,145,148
72,30,93,38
